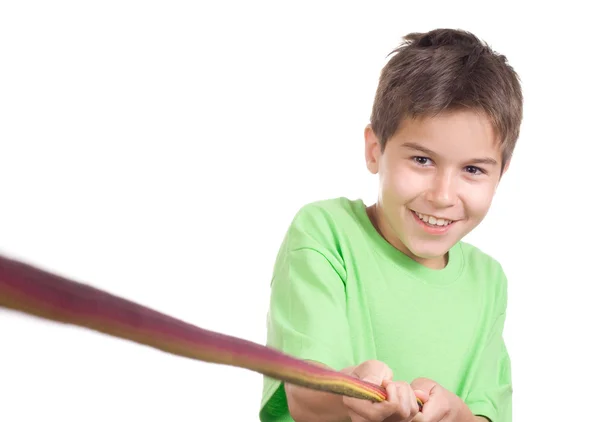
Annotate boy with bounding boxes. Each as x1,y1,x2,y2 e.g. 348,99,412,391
259,28,522,422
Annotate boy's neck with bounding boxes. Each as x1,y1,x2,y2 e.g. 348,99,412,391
365,203,448,270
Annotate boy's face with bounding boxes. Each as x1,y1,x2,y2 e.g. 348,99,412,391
364,109,506,269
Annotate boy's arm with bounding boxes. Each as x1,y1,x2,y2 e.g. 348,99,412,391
463,269,512,422
260,206,356,421
465,312,512,421
287,360,422,422
284,361,355,422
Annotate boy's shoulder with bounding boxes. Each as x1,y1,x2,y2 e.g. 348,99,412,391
458,240,509,301
292,196,364,221
276,196,383,273
459,240,502,266
286,196,367,240
459,240,506,274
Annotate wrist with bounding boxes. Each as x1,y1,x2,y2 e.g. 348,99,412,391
455,399,479,422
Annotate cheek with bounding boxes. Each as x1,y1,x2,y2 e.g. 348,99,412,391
381,167,425,201
462,184,496,218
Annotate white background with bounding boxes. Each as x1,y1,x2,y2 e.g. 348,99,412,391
1,1,598,421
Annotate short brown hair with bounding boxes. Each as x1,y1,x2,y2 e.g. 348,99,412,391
370,28,523,168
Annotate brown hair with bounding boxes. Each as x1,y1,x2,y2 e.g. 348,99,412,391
370,28,523,168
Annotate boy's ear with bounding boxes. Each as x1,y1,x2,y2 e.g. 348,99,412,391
364,124,381,175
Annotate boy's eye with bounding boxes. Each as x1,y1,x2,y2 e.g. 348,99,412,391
465,165,484,175
413,156,432,166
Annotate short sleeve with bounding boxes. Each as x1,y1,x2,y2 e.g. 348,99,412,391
465,268,512,422
466,312,512,421
259,206,354,421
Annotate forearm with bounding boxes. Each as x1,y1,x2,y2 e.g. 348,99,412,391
285,383,351,422
463,408,491,422
456,399,492,422
284,362,354,422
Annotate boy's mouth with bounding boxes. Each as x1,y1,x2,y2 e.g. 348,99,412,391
411,210,455,227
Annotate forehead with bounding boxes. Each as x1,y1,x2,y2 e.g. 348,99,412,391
391,110,501,158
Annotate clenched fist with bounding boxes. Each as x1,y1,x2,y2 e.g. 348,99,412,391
410,378,478,422
342,360,429,422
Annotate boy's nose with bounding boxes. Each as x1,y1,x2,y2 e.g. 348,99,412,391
426,173,458,208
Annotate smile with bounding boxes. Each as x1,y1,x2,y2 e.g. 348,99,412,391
411,211,455,227
413,211,454,227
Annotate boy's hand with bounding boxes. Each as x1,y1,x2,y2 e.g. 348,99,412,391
342,360,428,422
410,378,478,422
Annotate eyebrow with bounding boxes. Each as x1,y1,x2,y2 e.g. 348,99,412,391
401,142,498,166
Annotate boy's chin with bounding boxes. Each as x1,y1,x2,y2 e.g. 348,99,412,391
407,242,454,264
413,249,449,261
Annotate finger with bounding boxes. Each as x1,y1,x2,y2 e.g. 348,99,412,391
412,406,447,422
410,378,435,413
352,360,393,384
346,408,370,422
395,382,420,420
410,377,437,394
344,398,391,422
385,380,401,404
385,379,425,412
344,379,397,421
414,389,430,405
381,364,394,382
412,388,448,422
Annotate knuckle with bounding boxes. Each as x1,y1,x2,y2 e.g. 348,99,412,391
397,407,412,420
411,377,430,387
364,408,385,421
360,359,393,380
410,405,420,419
368,359,387,369
395,380,410,389
395,381,412,396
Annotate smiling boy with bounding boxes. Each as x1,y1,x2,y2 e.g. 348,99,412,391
260,29,522,422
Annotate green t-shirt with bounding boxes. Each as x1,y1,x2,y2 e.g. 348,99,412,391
259,197,511,422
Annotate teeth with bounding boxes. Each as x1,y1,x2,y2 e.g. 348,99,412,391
416,212,453,226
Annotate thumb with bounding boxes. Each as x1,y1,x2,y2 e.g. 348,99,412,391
410,377,437,405
410,377,436,393
413,389,430,405
362,374,385,386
